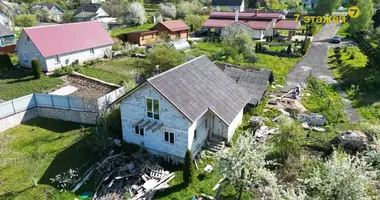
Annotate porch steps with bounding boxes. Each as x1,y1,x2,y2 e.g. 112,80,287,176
206,140,225,154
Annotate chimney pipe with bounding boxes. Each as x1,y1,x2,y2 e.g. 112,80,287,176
234,8,238,23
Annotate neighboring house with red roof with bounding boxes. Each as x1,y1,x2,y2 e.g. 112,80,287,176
123,21,189,46
204,10,288,40
16,21,114,72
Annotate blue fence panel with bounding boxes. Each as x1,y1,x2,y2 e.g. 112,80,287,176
0,101,15,118
12,94,36,112
52,95,69,109
68,96,85,110
35,94,53,107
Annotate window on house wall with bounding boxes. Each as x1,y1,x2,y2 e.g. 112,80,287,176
27,36,30,41
194,129,197,140
23,52,28,62
164,132,174,144
135,125,144,136
35,54,40,61
205,119,208,129
146,98,159,120
90,48,94,54
55,55,60,63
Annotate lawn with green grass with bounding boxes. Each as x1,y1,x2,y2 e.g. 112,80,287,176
268,45,288,52
154,158,251,200
187,42,300,85
336,23,350,38
328,47,380,121
0,118,97,200
302,76,345,123
77,58,140,85
110,24,155,37
0,71,63,101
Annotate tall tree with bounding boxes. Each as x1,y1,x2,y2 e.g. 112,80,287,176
313,0,342,15
348,0,375,34
124,2,146,26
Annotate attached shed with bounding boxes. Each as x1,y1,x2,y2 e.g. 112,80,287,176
217,63,274,106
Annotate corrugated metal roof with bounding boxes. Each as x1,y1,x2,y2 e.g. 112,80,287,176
23,21,114,57
147,56,251,125
217,63,274,106
73,4,101,16
152,21,189,32
210,11,283,19
203,19,271,30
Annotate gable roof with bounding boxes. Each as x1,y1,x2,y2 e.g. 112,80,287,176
203,19,271,30
212,0,243,6
0,23,13,37
210,11,283,20
217,63,274,106
151,21,189,32
32,3,65,13
22,21,113,57
73,4,102,16
146,56,251,125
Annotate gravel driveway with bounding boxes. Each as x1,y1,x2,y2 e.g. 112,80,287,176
282,23,360,123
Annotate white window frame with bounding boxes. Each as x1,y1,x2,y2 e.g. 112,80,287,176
90,48,94,54
55,55,60,64
146,98,160,120
164,131,175,144
134,125,144,137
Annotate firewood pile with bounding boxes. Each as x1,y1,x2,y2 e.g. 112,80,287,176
72,151,175,200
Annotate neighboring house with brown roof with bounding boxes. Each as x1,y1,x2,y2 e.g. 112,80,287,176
115,56,251,162
16,21,113,72
204,10,290,40
123,21,189,45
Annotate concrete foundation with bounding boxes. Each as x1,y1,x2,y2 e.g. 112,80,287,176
37,107,98,125
0,108,39,133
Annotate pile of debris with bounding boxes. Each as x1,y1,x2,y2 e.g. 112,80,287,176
298,113,327,132
71,151,175,200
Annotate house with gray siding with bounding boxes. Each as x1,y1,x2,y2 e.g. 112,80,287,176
116,56,251,162
0,23,15,47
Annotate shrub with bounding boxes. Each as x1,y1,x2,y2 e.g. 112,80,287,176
287,44,292,53
349,52,356,59
262,45,269,51
281,47,287,53
310,25,317,36
103,107,122,138
31,58,42,79
15,14,37,27
335,53,342,59
187,40,193,45
302,38,311,55
333,47,341,53
112,43,123,51
343,46,348,52
54,64,79,77
337,58,342,64
183,150,195,185
0,54,13,72
121,142,140,155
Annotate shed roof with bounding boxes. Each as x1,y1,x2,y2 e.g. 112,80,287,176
0,23,13,37
217,63,274,105
152,21,189,32
274,20,301,30
22,21,113,58
212,0,243,6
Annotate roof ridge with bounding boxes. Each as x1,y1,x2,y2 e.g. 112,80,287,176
147,55,205,82
24,21,97,30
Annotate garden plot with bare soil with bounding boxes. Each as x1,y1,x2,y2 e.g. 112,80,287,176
61,74,119,99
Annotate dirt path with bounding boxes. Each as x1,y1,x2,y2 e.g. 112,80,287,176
282,23,360,123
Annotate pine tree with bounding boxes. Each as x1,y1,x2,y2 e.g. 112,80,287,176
183,150,195,185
